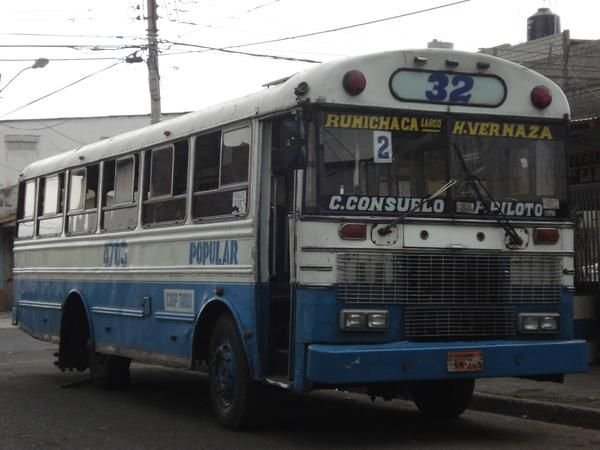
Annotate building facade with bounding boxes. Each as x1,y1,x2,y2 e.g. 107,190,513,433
482,28,600,360
0,113,184,310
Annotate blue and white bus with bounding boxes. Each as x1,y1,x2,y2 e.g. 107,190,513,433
13,48,587,429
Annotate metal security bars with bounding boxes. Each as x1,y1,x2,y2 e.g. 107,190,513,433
571,183,600,293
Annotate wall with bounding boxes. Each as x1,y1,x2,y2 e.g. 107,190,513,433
483,32,600,361
0,113,185,311
0,113,184,189
481,31,600,120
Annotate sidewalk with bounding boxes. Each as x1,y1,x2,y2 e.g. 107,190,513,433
0,311,13,329
1,310,598,429
472,365,600,430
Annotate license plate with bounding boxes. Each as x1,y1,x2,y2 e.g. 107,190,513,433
447,350,483,373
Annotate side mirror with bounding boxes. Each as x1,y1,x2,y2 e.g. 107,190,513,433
273,119,306,173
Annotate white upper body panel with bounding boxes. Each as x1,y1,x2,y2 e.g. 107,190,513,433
20,48,569,180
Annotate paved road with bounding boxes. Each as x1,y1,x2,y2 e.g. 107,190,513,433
2,327,600,449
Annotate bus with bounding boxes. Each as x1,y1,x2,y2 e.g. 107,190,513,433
13,48,587,429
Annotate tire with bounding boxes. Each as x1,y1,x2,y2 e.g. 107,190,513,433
89,349,131,389
410,379,475,419
208,314,257,430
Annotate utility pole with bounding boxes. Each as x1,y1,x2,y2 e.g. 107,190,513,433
146,0,162,124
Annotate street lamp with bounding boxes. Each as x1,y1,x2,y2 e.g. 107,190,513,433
0,58,49,94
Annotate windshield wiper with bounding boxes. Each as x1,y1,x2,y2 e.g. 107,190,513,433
378,178,457,236
452,144,523,247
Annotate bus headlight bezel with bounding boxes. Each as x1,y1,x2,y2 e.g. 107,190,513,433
518,313,560,334
340,309,389,332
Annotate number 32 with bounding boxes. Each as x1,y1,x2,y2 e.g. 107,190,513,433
425,73,473,103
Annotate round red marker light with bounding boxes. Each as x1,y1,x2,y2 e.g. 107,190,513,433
343,70,367,96
531,85,552,109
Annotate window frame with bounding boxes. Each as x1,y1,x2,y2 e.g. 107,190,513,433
142,139,190,227
113,155,136,205
148,145,175,200
36,172,65,238
16,179,37,240
66,164,100,236
191,124,251,221
101,153,140,232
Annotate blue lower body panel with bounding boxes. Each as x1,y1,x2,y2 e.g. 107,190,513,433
306,339,587,385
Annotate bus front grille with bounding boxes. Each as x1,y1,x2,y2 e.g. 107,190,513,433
336,251,562,305
404,305,516,339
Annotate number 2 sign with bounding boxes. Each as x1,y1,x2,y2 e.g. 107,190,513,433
373,131,392,163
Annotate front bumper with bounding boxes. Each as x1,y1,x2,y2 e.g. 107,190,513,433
306,339,587,385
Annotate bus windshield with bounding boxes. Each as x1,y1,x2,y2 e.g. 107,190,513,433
306,111,568,219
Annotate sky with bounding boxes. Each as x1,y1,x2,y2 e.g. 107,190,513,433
0,0,598,121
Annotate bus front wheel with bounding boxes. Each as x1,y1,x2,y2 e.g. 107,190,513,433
89,350,131,389
208,314,256,429
410,379,475,419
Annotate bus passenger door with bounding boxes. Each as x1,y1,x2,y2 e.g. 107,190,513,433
263,118,297,378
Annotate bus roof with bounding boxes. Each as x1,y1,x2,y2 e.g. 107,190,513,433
21,48,569,180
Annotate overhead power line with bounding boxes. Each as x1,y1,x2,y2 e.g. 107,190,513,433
161,1,471,64
161,40,321,63
0,32,144,40
163,1,470,61
0,60,125,119
0,44,137,49
224,0,471,50
0,56,128,62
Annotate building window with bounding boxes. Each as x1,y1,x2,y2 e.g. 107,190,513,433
4,134,39,151
192,126,250,219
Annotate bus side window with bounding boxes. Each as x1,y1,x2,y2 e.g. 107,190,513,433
192,127,250,219
142,139,189,225
37,173,65,237
67,164,99,235
101,154,139,231
16,179,37,239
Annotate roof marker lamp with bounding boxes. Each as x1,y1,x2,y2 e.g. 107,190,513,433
342,70,366,96
531,85,552,109
340,310,389,332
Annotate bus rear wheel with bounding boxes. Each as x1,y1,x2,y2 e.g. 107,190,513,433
89,350,131,389
410,379,474,419
208,314,256,430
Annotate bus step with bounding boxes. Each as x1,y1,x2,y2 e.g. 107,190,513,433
270,348,289,375
264,375,292,390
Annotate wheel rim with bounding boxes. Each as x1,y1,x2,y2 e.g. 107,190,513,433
212,339,237,409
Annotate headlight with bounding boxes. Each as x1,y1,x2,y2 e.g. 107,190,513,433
367,312,388,329
540,315,559,331
518,313,559,334
341,312,367,330
340,310,388,332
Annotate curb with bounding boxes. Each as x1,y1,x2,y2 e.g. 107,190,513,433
470,392,600,431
